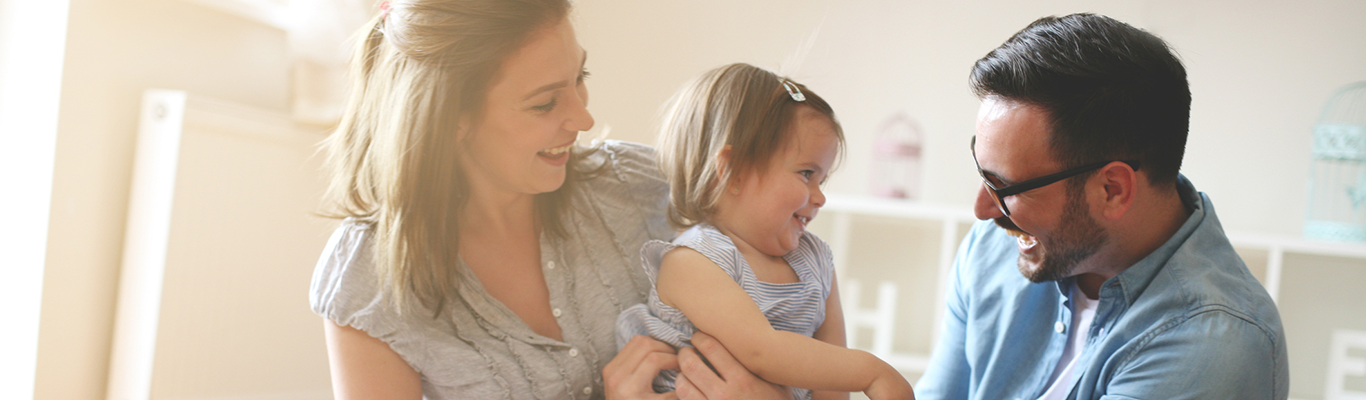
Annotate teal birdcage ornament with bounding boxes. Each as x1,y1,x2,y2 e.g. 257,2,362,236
1305,81,1366,242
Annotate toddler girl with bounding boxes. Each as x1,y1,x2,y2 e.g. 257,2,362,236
616,63,914,400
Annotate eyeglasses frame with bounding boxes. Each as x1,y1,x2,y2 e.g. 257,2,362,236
970,135,1141,216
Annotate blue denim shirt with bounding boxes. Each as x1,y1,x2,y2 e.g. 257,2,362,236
916,177,1289,400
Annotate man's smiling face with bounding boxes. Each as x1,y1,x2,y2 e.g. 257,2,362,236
972,96,1108,282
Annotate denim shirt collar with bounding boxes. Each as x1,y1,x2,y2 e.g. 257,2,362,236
1099,174,1205,306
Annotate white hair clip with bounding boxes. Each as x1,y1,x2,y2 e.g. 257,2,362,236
782,80,807,102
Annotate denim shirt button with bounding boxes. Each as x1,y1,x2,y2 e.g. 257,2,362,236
1055,321,1066,333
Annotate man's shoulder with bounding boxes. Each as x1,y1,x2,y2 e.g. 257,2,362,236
1083,188,1289,399
1084,303,1288,398
1149,218,1283,333
1123,186,1282,342
1104,225,1286,373
1092,290,1288,399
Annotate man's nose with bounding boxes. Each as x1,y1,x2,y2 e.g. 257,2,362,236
974,184,1005,221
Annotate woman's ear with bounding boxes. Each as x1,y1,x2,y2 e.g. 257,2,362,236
455,120,471,143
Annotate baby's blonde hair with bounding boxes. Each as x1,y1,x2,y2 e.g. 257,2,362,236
656,63,844,229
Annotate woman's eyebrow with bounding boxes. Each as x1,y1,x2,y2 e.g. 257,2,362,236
519,50,588,102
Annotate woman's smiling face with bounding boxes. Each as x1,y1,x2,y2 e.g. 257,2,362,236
459,17,594,199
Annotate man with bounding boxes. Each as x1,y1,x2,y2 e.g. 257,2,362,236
915,13,1289,400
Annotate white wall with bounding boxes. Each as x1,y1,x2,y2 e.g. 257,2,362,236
36,0,289,398
576,0,1366,237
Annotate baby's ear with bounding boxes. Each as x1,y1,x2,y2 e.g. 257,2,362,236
716,145,732,174
716,145,740,192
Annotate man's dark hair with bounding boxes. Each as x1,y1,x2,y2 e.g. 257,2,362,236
970,13,1190,187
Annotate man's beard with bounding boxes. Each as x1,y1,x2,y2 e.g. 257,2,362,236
1007,183,1109,283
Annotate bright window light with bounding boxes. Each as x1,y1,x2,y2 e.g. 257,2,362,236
0,0,70,398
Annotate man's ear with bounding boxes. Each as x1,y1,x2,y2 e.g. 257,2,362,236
1096,161,1138,220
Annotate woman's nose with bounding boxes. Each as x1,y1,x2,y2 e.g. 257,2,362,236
566,87,594,132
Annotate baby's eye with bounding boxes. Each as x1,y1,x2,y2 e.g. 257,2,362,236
531,98,557,113
799,170,814,180
578,68,591,83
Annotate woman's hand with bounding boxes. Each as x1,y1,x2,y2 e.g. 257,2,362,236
604,335,681,400
673,331,792,400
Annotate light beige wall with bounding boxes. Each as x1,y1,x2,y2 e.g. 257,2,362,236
576,0,1366,236
36,0,289,398
1150,0,1366,235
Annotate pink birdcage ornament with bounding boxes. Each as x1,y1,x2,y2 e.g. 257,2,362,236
870,112,923,200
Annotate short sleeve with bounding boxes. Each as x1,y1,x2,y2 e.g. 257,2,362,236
581,140,674,242
638,239,679,285
308,220,405,343
638,226,744,285
309,220,508,391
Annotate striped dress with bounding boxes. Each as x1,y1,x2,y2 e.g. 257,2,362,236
615,223,835,400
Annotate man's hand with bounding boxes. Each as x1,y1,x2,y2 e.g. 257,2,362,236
604,335,680,400
674,331,792,400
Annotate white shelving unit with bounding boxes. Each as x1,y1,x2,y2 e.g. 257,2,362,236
1224,230,1366,302
822,193,974,376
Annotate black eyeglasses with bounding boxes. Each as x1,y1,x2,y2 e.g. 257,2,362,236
971,136,1140,216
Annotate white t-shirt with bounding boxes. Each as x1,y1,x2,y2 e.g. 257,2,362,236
1036,282,1099,400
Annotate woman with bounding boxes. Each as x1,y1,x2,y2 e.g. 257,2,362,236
310,0,791,399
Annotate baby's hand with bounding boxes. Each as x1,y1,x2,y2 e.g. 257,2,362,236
863,368,914,400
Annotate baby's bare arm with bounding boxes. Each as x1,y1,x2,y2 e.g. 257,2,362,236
811,278,849,400
657,249,913,399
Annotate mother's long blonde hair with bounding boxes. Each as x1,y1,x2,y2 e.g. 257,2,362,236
322,0,576,315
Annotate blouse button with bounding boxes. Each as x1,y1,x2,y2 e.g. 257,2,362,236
569,348,579,357
1054,321,1066,333
583,387,593,395
548,261,556,270
553,308,563,318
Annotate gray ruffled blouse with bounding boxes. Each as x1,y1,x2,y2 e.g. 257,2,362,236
310,141,673,400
